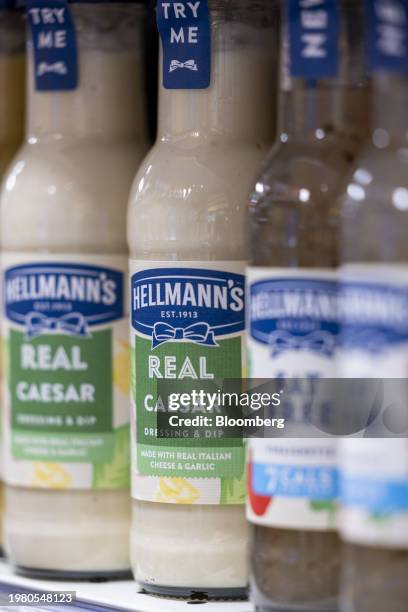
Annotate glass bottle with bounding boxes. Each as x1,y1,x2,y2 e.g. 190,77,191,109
338,0,408,609
247,0,371,609
0,0,25,555
127,0,278,597
1,1,148,577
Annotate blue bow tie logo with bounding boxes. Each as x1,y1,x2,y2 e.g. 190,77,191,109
268,330,335,358
152,322,218,349
25,312,89,339
169,59,198,73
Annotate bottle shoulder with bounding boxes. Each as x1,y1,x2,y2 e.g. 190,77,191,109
127,139,268,260
128,138,269,202
340,144,408,264
252,140,353,206
0,140,144,253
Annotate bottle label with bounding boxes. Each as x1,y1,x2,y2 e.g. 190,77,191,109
156,0,211,89
26,0,78,91
246,268,338,529
366,0,408,74
130,261,246,505
2,253,130,490
287,0,339,79
340,439,408,549
339,265,408,547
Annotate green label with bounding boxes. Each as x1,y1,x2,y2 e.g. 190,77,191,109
131,263,246,504
135,335,245,478
9,329,113,463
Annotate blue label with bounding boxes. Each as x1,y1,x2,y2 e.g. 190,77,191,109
366,0,408,74
156,0,211,89
250,279,339,357
253,462,338,500
5,263,124,337
27,0,78,91
131,268,245,348
340,282,408,351
287,0,339,79
341,475,408,514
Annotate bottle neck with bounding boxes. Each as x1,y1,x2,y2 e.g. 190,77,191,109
278,82,369,144
157,17,278,144
27,5,147,142
372,72,408,146
278,1,369,145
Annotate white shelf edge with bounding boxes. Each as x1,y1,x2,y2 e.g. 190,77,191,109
0,560,254,612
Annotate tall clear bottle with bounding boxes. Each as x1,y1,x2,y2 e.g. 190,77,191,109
247,0,370,610
127,0,278,597
338,1,408,610
0,0,25,553
0,1,148,577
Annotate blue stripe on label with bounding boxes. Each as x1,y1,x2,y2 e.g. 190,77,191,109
27,0,78,91
156,0,211,89
287,0,339,79
365,0,408,74
341,475,408,514
253,462,339,500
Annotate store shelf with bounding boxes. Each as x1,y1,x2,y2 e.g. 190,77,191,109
0,560,253,612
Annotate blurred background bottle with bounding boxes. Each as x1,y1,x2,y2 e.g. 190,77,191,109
247,0,371,609
338,0,408,610
0,0,25,554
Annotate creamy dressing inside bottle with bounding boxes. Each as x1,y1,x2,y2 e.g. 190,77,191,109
127,1,277,595
0,3,25,551
1,2,148,576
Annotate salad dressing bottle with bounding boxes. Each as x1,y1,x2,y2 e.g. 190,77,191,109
246,0,370,609
1,0,148,577
127,0,278,596
339,1,408,610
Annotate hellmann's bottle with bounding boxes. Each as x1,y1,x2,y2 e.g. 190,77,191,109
127,0,278,597
338,1,408,610
0,0,148,577
0,0,25,554
246,0,371,610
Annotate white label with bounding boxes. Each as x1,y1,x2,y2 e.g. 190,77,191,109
246,267,338,530
339,264,408,548
2,252,130,491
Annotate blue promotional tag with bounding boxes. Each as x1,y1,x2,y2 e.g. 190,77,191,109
26,0,78,91
366,0,408,74
156,0,211,89
287,0,339,79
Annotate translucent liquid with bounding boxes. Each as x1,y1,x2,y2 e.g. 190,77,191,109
248,83,370,611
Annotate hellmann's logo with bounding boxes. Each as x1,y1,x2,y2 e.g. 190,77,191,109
250,278,339,357
5,263,124,333
340,281,408,351
131,268,245,347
